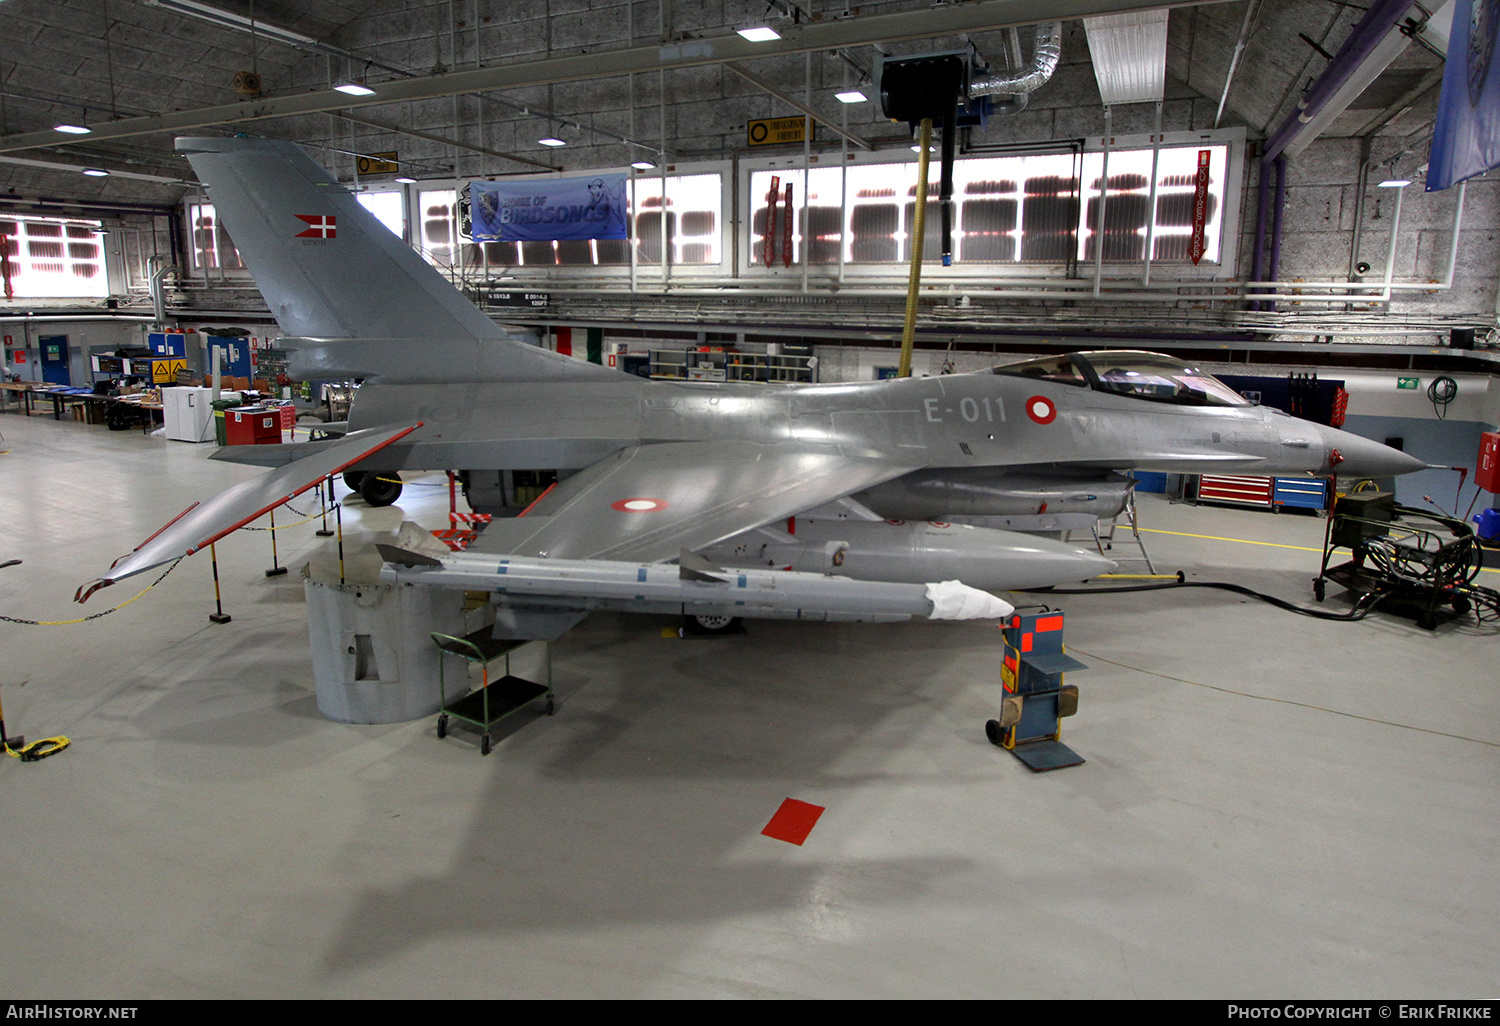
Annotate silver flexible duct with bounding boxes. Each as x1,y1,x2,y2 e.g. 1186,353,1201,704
970,21,1063,114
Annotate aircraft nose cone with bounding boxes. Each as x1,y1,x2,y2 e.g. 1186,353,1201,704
1318,425,1427,477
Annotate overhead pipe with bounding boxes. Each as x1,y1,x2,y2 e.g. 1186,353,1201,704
1263,0,1417,163
1214,0,1263,129
0,314,157,324
147,255,175,328
969,21,1063,109
1252,0,1416,316
1268,154,1287,312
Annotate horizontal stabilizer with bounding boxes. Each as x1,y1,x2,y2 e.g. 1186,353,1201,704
77,423,421,602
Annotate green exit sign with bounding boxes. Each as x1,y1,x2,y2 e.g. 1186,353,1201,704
1397,377,1420,390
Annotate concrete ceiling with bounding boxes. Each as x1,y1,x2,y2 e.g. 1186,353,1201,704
0,0,1448,211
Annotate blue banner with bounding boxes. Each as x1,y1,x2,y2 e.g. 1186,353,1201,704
470,173,629,242
1428,0,1500,190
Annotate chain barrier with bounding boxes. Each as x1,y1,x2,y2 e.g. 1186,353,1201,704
0,559,182,627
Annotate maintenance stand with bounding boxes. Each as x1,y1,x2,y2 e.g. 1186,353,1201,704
986,611,1087,772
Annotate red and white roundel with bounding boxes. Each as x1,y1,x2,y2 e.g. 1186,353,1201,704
611,497,669,513
1025,395,1057,425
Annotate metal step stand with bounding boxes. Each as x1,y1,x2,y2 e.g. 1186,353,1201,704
985,611,1088,771
1091,491,1157,577
431,631,555,756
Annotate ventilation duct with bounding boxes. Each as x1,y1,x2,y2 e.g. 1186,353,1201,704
1083,10,1169,105
970,22,1063,115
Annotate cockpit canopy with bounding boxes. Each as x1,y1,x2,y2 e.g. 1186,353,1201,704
993,350,1249,407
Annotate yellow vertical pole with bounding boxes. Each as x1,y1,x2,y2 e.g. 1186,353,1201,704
898,118,933,379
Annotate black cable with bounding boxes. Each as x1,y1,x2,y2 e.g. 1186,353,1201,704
1427,375,1457,419
1021,579,1392,621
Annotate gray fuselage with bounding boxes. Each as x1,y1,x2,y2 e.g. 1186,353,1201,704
346,367,1323,481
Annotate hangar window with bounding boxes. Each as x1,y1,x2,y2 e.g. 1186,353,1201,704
356,190,405,240
418,189,459,268
460,172,723,270
187,202,246,273
747,141,1229,271
0,216,108,298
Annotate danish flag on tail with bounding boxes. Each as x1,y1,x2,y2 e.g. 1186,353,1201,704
295,214,336,238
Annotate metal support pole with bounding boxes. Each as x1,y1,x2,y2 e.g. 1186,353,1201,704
1093,106,1112,298
265,506,287,577
316,475,333,536
209,542,231,623
1142,100,1162,285
1268,154,1286,312
1381,183,1406,305
335,498,345,585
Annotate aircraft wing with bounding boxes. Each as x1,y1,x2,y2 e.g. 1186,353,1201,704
466,441,918,563
77,423,422,602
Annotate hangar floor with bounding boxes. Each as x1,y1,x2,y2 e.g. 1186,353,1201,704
1,412,1496,999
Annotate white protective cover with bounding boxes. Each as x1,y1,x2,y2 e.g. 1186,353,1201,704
924,580,1015,620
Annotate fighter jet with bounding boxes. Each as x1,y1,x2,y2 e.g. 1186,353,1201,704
76,136,1424,634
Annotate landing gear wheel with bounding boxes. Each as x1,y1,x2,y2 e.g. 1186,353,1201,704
1452,596,1472,615
436,714,448,739
683,613,743,636
545,695,556,716
481,733,492,756
985,719,1003,747
342,470,366,491
359,474,403,506
1313,578,1326,602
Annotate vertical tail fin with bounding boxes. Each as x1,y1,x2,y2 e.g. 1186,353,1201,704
178,136,504,341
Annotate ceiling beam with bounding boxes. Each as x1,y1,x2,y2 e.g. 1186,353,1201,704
724,63,873,151
331,114,563,173
0,0,1228,156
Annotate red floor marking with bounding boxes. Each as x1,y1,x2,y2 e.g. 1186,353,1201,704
761,798,825,846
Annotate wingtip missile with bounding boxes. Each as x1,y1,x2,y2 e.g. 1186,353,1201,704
379,550,1018,624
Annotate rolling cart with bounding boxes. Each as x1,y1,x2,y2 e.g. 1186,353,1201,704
431,631,554,755
1314,493,1482,630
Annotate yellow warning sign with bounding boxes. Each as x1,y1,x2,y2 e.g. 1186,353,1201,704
356,151,400,175
151,358,185,384
747,117,814,147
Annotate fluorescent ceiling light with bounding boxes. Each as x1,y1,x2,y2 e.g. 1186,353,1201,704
81,168,110,177
737,26,781,42
1378,179,1411,188
333,82,376,96
0,154,190,185
538,137,567,147
143,0,321,49
835,90,868,103
393,176,417,184
54,123,91,134
631,160,656,170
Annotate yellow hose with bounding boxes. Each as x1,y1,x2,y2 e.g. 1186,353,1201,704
898,118,933,379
